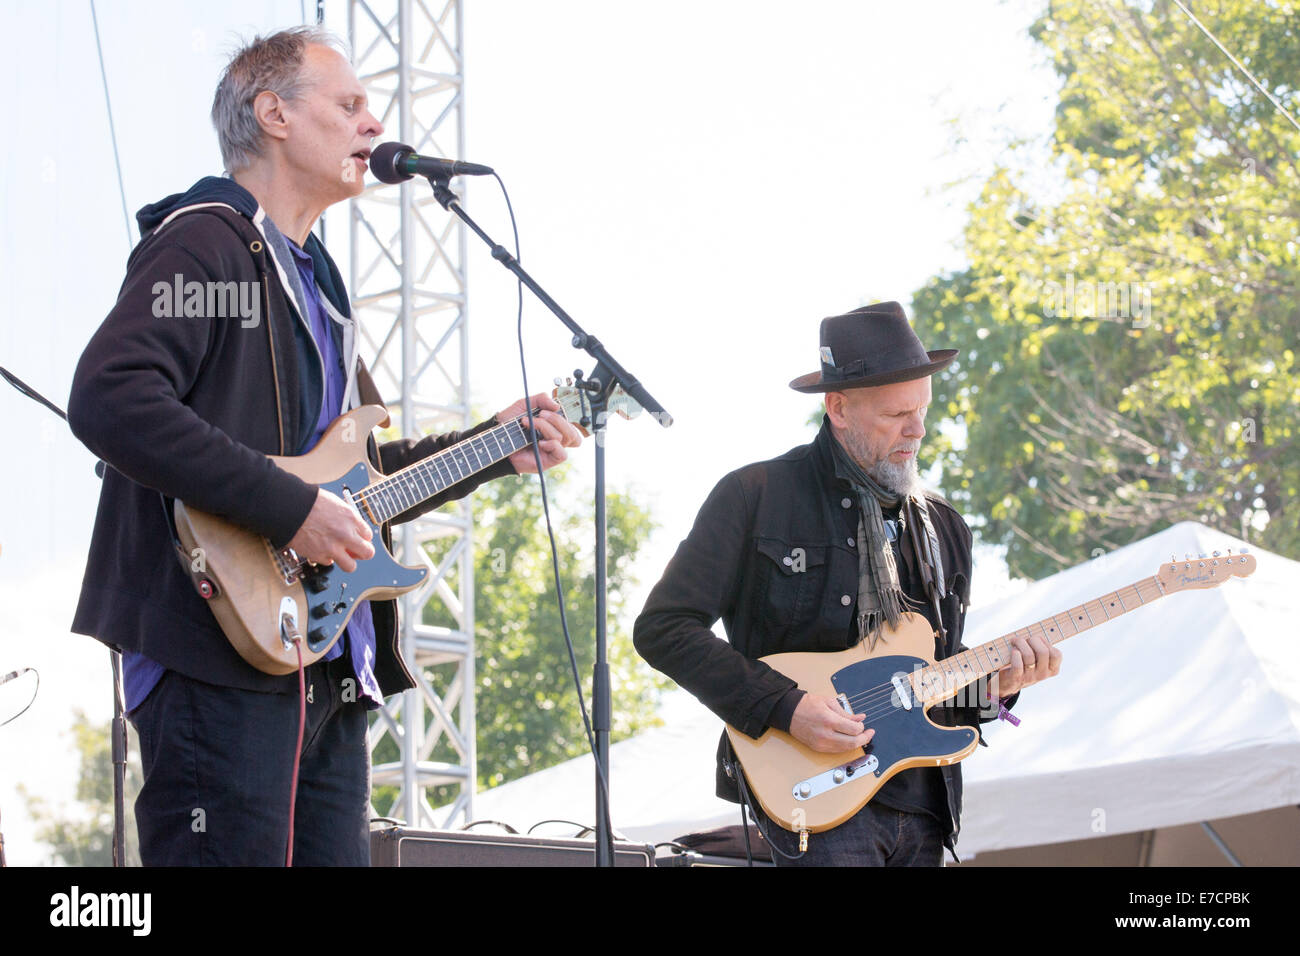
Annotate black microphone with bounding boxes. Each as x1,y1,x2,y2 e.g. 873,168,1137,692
370,142,494,184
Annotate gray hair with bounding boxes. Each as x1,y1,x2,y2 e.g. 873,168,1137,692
211,26,351,173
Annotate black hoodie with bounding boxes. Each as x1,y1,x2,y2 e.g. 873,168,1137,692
68,177,510,695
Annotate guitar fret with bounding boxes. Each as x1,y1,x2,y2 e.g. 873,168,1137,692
356,418,535,532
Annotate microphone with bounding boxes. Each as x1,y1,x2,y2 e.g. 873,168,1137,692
370,142,494,184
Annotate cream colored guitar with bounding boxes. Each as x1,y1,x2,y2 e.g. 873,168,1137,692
174,384,640,675
726,552,1257,840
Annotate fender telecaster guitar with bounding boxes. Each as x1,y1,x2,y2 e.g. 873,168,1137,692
174,383,640,675
725,552,1256,837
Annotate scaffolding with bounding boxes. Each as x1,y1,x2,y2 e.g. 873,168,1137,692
345,0,475,828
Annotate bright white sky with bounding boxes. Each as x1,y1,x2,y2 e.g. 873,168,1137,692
0,0,1055,863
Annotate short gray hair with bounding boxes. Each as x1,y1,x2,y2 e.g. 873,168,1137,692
211,26,351,173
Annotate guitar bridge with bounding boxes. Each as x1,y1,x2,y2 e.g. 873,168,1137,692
267,541,303,585
793,753,880,801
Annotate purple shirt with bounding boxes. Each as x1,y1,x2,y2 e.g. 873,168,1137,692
124,237,382,712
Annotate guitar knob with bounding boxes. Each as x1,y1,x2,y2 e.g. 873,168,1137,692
307,627,328,646
797,783,812,798
311,602,333,619
304,573,329,594
832,769,846,784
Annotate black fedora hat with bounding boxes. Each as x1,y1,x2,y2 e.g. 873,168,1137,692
788,301,958,393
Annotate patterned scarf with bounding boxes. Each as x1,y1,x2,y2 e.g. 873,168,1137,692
829,435,946,650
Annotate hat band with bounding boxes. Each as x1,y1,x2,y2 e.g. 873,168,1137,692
823,341,930,380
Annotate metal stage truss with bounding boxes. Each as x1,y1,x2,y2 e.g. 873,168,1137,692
344,0,475,829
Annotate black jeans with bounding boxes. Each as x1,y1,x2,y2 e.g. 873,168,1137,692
128,655,370,866
754,800,946,867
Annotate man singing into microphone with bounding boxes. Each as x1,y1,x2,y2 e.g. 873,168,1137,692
67,25,581,866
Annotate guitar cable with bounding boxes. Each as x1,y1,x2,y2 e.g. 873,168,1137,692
730,741,806,865
279,609,307,867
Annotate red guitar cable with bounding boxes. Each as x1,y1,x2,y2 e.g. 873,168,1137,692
286,640,306,867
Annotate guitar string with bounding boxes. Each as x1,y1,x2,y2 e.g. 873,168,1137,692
834,581,1164,721
355,417,531,520
279,416,533,576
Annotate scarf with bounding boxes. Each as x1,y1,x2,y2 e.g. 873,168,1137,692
829,435,946,650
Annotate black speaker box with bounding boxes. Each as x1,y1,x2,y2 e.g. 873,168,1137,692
370,825,656,867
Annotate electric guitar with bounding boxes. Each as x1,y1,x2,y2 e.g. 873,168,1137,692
725,552,1256,838
174,383,640,675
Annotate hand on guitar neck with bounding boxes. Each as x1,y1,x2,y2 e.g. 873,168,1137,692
494,392,584,474
997,632,1061,697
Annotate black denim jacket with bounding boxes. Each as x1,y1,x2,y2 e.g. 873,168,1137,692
634,418,1014,851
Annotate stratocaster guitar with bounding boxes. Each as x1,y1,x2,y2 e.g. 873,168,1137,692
173,382,641,675
725,551,1256,838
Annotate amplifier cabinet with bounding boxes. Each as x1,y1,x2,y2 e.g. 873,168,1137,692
370,826,656,867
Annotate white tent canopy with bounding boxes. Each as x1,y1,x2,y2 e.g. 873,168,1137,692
467,522,1300,859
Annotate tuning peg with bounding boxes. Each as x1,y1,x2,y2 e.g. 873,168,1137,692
1198,553,1206,559
553,377,563,387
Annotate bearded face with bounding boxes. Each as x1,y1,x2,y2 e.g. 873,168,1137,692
827,377,931,498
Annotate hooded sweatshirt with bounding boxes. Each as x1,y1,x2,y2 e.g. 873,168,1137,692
69,177,511,696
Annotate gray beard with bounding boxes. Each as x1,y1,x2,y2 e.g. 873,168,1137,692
841,428,925,497
868,456,923,497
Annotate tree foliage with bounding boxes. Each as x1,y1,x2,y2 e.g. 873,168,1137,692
371,467,665,815
20,710,141,866
910,0,1299,578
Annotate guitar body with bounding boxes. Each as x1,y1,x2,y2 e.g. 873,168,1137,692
173,406,428,675
725,611,979,834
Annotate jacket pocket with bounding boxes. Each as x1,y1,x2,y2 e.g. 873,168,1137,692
752,537,828,653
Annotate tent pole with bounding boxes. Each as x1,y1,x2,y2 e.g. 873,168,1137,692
1199,822,1243,866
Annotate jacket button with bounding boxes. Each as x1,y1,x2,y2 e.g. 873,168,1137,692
841,497,853,509
841,594,852,606
782,556,792,566
847,537,855,547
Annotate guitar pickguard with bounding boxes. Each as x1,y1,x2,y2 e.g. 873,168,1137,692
296,462,428,653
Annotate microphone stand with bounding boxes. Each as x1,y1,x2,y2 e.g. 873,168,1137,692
423,175,672,866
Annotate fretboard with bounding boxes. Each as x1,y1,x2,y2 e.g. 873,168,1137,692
353,416,532,524
913,575,1167,705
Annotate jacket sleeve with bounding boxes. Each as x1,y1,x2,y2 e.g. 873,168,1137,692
633,472,802,739
67,233,318,550
377,416,518,526
938,512,1019,730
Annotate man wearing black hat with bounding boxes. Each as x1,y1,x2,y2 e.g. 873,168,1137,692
633,301,1061,865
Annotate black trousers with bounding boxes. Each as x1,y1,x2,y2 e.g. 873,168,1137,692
753,800,946,867
127,655,370,866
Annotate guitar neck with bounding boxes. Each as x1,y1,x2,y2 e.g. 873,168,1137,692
914,575,1168,706
353,415,533,524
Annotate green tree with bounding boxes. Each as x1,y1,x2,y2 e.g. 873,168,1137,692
371,467,665,814
910,0,1299,578
20,710,141,866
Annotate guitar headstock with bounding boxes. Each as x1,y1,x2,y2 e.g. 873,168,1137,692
552,378,643,436
1156,549,1256,593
